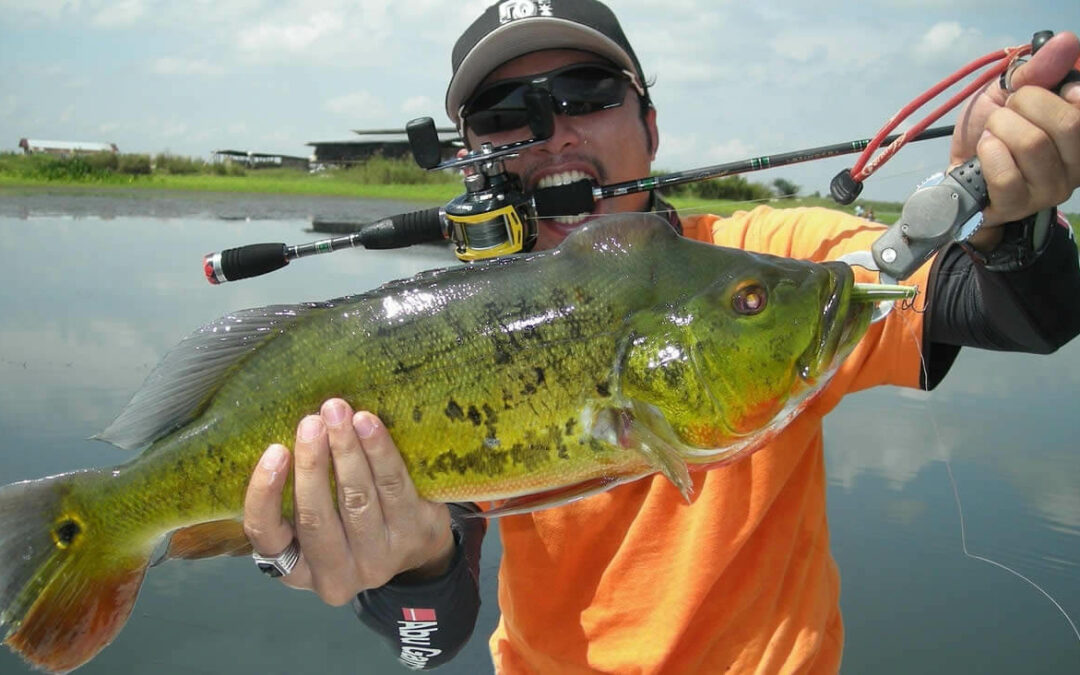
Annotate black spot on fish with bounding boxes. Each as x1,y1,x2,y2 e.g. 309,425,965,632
510,436,550,472
482,404,497,425
445,400,464,421
596,382,611,397
428,447,508,477
376,410,395,428
412,407,423,423
467,405,482,427
54,519,81,548
565,418,577,435
521,382,536,396
534,367,546,385
392,360,421,376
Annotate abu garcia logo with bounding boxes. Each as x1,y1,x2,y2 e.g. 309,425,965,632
499,0,554,24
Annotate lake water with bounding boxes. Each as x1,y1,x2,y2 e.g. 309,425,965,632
0,187,1077,674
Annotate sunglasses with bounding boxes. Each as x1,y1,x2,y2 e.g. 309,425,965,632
461,62,646,136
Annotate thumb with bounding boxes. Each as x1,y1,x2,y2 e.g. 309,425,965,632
1008,31,1080,97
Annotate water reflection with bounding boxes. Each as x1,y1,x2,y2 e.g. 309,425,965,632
0,198,1076,673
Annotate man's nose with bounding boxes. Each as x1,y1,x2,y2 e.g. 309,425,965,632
539,112,586,153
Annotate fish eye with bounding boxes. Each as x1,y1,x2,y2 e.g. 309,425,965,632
52,518,83,549
732,283,767,315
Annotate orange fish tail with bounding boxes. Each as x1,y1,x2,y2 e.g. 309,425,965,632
0,471,151,673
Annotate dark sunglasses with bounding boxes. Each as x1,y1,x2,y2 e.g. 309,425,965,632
461,62,646,136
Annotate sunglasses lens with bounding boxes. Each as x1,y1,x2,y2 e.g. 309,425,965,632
464,64,632,135
550,66,629,115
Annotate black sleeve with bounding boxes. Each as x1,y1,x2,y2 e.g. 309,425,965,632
353,502,485,670
921,217,1080,390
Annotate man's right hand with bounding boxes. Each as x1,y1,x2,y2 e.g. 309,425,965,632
242,398,455,605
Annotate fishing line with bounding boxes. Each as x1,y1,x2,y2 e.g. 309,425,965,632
925,394,1080,644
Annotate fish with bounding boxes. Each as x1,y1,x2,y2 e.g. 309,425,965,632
0,213,910,673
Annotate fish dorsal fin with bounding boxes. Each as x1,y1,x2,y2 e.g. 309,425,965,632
95,303,327,450
557,213,678,258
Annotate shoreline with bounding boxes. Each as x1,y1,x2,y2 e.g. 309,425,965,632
3,178,1077,228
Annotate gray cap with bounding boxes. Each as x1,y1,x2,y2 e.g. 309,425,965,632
446,0,648,124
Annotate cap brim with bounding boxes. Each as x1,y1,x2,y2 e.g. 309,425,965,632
446,18,638,124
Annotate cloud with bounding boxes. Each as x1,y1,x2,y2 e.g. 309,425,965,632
401,95,433,117
91,0,145,28
913,22,986,61
150,57,225,77
236,10,343,60
324,90,386,120
0,94,16,118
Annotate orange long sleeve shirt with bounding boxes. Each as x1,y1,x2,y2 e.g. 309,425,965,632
488,206,933,674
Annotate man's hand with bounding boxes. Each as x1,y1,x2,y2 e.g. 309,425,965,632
950,31,1080,250
243,399,455,606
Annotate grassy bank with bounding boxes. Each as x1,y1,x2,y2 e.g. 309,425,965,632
2,152,1076,227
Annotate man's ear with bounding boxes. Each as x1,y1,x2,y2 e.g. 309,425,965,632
644,106,659,160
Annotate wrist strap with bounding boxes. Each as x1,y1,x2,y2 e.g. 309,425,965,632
962,208,1055,272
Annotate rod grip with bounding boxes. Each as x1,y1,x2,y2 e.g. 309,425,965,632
203,243,288,284
360,207,445,249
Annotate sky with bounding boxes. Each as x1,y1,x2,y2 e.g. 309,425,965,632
1,0,1078,208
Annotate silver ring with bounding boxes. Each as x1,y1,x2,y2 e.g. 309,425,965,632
252,539,301,578
998,56,1028,94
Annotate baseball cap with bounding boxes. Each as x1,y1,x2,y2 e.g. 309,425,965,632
446,0,649,125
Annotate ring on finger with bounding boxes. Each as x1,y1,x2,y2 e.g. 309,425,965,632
252,538,301,578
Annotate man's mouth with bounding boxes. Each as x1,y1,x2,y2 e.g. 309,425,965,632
535,170,595,225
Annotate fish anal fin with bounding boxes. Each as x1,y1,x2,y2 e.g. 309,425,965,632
162,519,253,562
5,554,148,674
480,473,648,519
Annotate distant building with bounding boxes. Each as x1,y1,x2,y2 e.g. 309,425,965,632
19,139,119,155
307,127,460,167
212,150,310,171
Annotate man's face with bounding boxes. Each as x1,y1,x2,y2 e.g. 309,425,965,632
464,49,659,250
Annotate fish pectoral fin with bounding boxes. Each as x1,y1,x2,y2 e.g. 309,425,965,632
622,401,693,502
481,473,649,519
157,519,253,564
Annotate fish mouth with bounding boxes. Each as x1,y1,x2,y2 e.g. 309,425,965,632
798,263,916,382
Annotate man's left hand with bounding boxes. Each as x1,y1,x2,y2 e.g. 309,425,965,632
950,31,1080,250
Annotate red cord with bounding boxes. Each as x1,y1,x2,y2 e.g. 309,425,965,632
849,44,1032,183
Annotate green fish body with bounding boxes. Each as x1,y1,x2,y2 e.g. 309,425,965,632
0,214,904,672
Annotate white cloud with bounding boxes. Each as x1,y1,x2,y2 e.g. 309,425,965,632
91,0,145,28
237,10,343,60
0,0,83,19
401,95,433,117
913,22,986,61
324,90,386,120
0,94,16,118
150,57,225,77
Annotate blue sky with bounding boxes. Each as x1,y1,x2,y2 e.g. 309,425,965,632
1,0,1077,207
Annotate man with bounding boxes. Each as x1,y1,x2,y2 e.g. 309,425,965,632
243,1,1080,672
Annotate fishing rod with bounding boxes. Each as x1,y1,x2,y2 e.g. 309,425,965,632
202,123,953,284
203,29,1074,285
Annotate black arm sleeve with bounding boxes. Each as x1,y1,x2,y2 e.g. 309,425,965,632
353,502,485,670
921,219,1080,390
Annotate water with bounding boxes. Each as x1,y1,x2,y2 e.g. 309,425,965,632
0,187,1076,673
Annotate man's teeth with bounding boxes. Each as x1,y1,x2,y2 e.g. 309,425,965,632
537,170,591,189
537,171,592,224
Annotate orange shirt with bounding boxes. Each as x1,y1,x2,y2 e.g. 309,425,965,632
488,206,933,674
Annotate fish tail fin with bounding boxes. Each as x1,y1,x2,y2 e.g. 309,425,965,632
0,472,150,674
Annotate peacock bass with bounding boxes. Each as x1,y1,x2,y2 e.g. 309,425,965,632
0,214,913,672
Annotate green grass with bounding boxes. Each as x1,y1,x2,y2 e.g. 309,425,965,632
2,152,1076,228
